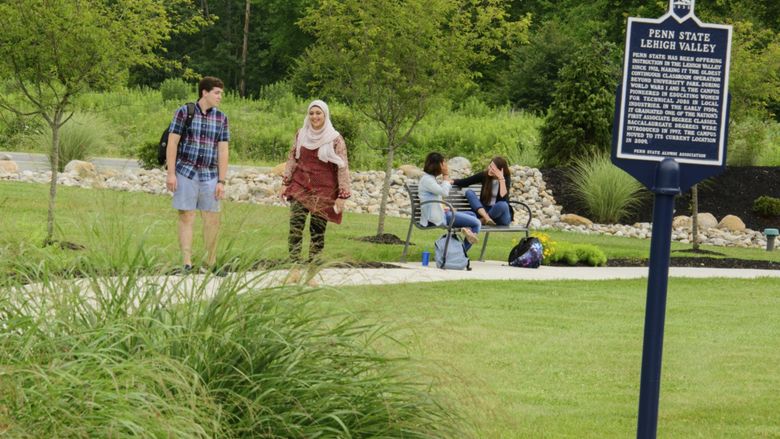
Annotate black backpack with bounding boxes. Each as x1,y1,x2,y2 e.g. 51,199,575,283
158,102,196,166
508,237,544,268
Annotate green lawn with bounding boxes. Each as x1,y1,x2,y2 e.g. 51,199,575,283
2,181,778,277
323,278,780,438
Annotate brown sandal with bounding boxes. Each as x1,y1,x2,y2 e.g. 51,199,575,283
461,227,479,244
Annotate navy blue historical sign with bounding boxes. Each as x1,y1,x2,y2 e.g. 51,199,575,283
615,0,732,167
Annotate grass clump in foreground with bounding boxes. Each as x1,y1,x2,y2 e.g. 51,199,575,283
0,261,461,437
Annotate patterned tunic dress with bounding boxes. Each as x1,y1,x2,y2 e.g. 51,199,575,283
282,133,351,224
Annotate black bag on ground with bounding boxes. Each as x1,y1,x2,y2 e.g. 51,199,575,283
158,102,196,166
508,237,544,268
434,232,470,270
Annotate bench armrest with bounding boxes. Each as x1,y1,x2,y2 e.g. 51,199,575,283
509,201,533,229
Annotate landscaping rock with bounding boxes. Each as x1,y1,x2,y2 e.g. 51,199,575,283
717,214,746,232
0,160,19,174
696,212,718,229
672,215,691,229
561,213,593,227
0,153,12,161
398,164,423,178
64,160,97,178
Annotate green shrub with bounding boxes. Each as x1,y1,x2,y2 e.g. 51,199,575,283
0,259,459,437
546,242,607,266
568,154,647,224
160,77,192,102
137,140,163,169
259,80,294,102
331,108,362,151
36,112,113,172
753,195,780,217
728,116,774,166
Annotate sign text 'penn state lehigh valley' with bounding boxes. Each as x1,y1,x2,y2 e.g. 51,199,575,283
615,0,732,166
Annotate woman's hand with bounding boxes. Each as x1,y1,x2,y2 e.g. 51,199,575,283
440,161,450,181
334,198,345,214
488,162,502,177
280,184,288,201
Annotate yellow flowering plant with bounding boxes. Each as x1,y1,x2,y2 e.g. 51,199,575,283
530,232,556,260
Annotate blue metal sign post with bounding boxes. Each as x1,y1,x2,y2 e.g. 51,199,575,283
611,1,732,438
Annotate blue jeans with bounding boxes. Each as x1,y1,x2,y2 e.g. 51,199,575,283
464,189,511,225
444,210,480,252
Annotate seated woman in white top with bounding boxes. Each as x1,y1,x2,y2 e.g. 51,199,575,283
418,152,481,252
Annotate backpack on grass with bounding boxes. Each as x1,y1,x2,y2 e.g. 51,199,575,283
158,102,196,166
508,237,543,268
434,233,470,270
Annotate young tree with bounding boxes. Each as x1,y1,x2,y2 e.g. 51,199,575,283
298,0,529,236
0,0,173,244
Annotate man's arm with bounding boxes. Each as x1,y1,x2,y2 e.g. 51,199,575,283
216,141,229,199
166,133,181,192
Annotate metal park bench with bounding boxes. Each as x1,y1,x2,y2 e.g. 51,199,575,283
401,182,533,262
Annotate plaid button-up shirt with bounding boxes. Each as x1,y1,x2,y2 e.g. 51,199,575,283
169,103,230,181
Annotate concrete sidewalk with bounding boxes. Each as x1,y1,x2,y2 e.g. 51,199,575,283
304,260,780,287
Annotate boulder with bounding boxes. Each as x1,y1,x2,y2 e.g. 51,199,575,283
269,162,286,177
695,212,718,229
672,215,691,229
561,213,593,227
64,160,97,178
0,160,19,174
447,156,471,174
398,164,423,178
0,153,12,161
717,214,746,232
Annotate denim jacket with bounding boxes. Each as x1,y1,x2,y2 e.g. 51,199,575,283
418,173,451,227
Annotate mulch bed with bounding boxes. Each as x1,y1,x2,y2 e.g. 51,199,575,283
605,257,780,270
541,166,780,231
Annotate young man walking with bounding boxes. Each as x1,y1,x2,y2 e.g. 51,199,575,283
165,76,229,273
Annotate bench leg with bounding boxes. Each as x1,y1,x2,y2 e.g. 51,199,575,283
400,220,415,262
479,232,490,262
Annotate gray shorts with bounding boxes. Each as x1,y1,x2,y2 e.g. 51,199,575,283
172,172,220,212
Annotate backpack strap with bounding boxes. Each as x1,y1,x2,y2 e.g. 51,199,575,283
184,102,196,130
176,102,197,155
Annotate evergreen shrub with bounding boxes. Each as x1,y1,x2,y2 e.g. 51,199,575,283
753,195,780,217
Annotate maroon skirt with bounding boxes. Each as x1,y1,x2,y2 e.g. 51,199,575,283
284,147,342,224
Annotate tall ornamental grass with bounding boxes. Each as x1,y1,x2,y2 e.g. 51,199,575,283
567,154,647,224
0,256,459,438
35,112,114,171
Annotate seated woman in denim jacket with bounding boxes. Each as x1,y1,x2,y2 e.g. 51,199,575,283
453,156,513,226
418,152,480,251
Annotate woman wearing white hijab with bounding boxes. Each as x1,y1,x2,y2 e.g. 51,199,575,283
281,100,351,263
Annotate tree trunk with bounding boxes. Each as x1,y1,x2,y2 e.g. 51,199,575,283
691,184,699,250
45,114,63,245
376,142,395,236
239,0,250,97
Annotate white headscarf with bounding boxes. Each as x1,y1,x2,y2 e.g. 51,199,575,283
295,100,345,168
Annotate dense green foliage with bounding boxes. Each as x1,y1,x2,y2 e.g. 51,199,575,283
752,195,780,217
538,38,620,167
